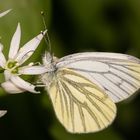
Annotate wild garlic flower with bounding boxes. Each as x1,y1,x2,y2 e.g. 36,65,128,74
0,110,7,117
0,9,11,117
0,9,11,18
0,23,47,93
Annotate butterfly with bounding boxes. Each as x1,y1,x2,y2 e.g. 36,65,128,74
41,51,140,133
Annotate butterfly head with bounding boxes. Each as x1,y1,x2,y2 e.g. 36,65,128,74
43,51,52,65
42,51,58,72
40,52,57,88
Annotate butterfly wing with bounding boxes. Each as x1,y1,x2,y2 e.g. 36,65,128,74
48,68,116,133
56,52,140,103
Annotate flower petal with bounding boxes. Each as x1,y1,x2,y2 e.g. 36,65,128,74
11,76,40,93
0,9,12,18
0,110,7,117
0,43,3,51
8,23,21,59
19,65,47,75
1,81,25,93
0,43,6,68
15,30,47,64
4,70,12,81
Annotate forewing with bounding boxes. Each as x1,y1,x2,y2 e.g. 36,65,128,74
48,68,116,133
56,52,140,103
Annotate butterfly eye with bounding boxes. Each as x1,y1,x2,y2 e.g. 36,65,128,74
53,56,58,62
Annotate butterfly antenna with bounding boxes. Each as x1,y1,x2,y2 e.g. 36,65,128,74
41,11,52,56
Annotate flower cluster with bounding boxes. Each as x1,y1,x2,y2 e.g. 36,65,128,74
0,9,48,117
0,9,12,117
0,23,47,93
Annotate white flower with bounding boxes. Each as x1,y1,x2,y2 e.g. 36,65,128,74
0,9,11,18
0,110,7,117
0,8,11,116
0,23,47,93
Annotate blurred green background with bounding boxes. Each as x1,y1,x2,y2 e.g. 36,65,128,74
0,0,140,140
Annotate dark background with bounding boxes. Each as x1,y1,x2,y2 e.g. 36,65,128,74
0,0,140,140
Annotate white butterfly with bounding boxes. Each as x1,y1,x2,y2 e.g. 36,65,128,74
41,51,140,133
